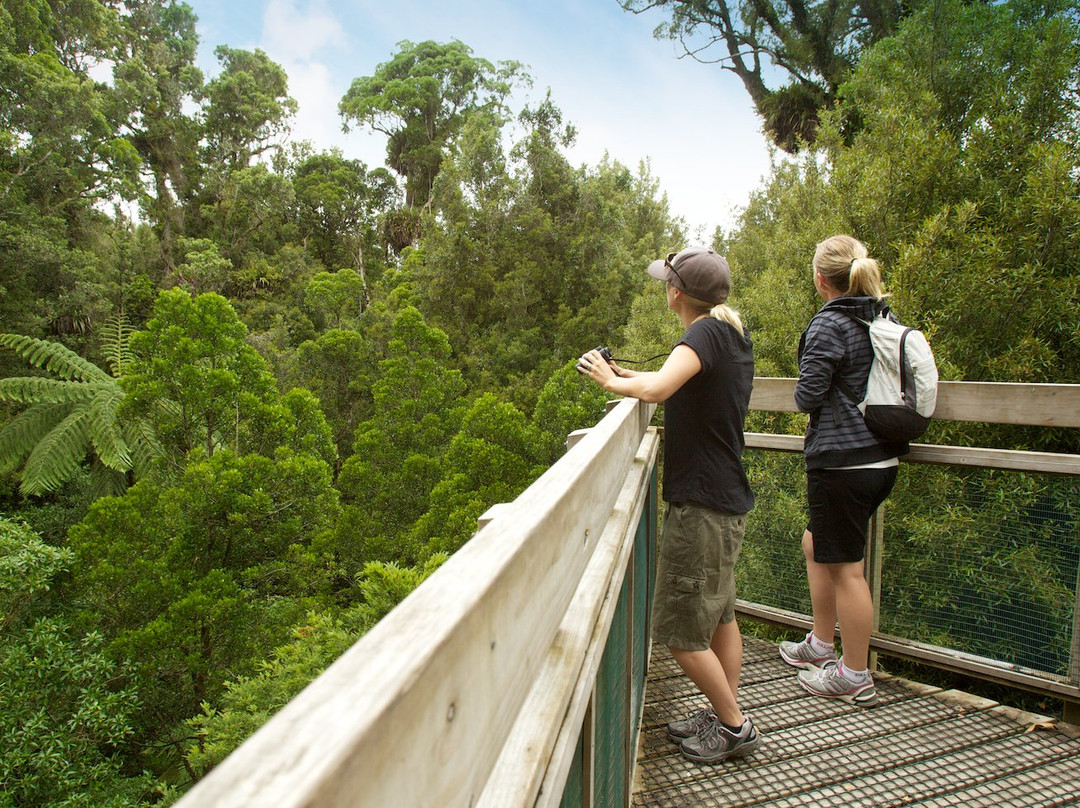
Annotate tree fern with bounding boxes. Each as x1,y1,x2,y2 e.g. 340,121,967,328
21,403,94,494
124,418,161,479
0,334,112,384
0,377,98,405
101,314,137,379
0,404,71,473
0,333,158,497
86,385,132,471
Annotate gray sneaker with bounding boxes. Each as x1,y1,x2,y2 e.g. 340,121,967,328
779,632,838,670
680,715,760,764
666,706,716,740
797,661,879,707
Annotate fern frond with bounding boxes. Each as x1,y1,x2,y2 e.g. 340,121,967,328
89,459,129,499
88,386,133,471
123,418,162,479
102,315,137,378
0,333,111,383
0,403,71,472
20,402,93,495
0,376,98,405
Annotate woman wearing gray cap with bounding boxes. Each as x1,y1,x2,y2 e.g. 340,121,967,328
578,246,757,765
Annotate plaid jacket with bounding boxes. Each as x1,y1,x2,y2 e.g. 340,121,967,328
796,296,909,470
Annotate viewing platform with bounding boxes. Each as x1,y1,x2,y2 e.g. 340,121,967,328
176,379,1080,807
636,640,1080,806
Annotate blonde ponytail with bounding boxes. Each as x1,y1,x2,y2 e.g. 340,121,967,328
814,235,888,300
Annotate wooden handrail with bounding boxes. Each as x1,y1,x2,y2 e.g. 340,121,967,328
175,398,657,808
744,376,1080,716
750,377,1080,427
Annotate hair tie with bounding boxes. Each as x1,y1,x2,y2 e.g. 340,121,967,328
849,257,858,268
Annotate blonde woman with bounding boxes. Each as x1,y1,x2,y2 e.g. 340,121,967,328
779,234,908,706
579,247,756,764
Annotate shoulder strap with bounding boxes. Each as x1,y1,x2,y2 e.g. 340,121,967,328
827,309,871,407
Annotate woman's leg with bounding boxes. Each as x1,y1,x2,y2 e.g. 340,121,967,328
803,530,838,644
828,560,873,669
671,643,743,727
710,617,743,700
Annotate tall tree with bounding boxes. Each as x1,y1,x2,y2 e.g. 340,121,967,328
725,0,1080,432
335,306,466,570
67,447,339,781
417,94,677,408
0,0,141,339
294,328,376,460
0,516,153,807
339,39,523,211
619,0,908,151
410,393,549,560
120,289,280,466
113,0,203,276
199,45,296,172
292,151,398,301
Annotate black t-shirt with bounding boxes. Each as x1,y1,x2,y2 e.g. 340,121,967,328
662,317,755,514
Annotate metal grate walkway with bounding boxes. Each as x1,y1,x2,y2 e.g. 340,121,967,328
634,636,1080,806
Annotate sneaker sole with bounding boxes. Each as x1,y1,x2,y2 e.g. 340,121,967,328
797,676,879,707
681,734,760,764
778,647,834,671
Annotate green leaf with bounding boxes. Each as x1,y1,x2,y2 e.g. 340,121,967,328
0,403,70,473
0,376,97,405
20,402,93,495
0,333,111,383
87,385,132,471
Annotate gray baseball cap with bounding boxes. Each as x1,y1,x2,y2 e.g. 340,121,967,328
647,247,731,305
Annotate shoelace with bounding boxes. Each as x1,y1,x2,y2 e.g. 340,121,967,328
691,707,714,727
698,718,722,746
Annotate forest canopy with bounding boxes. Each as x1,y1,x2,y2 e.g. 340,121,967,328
2,0,1079,803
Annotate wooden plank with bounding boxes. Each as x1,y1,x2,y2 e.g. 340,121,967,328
733,601,1080,701
933,381,1080,427
748,377,1080,427
175,398,656,808
476,430,660,808
904,443,1080,475
747,376,800,413
744,432,803,453
743,432,1080,475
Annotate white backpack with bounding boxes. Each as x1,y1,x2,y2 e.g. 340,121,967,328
836,310,938,442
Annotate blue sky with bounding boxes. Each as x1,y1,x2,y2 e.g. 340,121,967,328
183,0,774,235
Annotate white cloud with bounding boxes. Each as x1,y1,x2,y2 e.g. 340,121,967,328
262,0,346,62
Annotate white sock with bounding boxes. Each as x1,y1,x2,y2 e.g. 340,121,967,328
808,632,834,654
839,659,870,681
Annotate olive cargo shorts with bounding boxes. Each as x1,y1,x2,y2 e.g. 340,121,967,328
651,501,747,651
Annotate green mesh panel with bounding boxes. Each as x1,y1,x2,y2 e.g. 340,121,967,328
559,454,658,806
593,576,630,807
558,726,585,808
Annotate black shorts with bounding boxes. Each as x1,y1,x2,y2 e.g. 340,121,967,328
806,466,898,563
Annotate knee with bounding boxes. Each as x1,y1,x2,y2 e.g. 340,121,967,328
828,560,867,586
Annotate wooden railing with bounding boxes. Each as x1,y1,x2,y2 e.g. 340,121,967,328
176,379,1080,806
741,379,1080,722
176,397,660,808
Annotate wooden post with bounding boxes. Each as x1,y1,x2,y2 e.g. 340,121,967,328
566,428,591,451
1067,561,1080,725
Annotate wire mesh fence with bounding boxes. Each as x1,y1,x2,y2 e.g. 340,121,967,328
736,449,1080,682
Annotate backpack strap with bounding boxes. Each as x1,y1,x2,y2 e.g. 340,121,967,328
826,305,887,421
